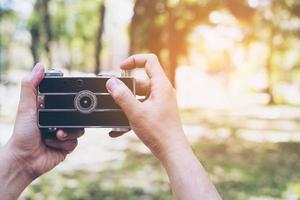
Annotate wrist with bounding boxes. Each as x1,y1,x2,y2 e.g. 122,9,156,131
1,141,35,184
154,129,192,165
159,143,193,165
155,135,222,200
0,142,35,200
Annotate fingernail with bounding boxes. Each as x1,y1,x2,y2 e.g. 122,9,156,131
62,132,68,138
32,63,42,74
106,78,121,92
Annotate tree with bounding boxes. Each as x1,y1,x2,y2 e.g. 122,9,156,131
129,0,300,105
129,0,141,55
42,0,52,65
94,1,105,75
63,0,102,71
28,0,103,71
28,0,52,66
0,5,16,80
28,11,41,65
244,0,300,104
130,0,218,86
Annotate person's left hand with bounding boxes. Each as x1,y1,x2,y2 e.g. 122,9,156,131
5,63,84,179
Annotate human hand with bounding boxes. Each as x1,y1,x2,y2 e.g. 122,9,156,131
4,63,84,180
106,54,189,161
106,55,221,200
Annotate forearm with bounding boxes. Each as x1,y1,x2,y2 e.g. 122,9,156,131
159,133,221,200
0,143,33,200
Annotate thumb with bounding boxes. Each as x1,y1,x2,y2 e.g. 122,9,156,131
18,63,44,113
106,78,140,119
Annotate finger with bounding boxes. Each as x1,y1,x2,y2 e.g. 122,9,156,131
44,139,78,152
18,63,45,112
108,131,127,138
106,78,141,117
120,54,165,80
56,129,85,141
135,78,150,96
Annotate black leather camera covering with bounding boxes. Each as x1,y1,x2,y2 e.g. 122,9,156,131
38,77,135,128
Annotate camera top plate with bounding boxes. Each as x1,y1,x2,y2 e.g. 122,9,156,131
38,77,135,94
44,69,64,77
40,69,134,94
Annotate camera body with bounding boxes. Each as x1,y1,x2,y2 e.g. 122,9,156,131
37,69,135,129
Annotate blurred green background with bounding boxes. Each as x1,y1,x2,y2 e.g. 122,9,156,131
1,0,300,199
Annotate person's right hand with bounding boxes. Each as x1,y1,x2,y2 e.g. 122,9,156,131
106,54,190,160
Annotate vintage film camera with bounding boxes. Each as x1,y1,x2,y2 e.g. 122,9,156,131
37,69,135,132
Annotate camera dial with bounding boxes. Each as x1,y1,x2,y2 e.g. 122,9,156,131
45,69,63,77
74,90,97,114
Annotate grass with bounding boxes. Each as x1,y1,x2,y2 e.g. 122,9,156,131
21,136,300,200
194,138,300,200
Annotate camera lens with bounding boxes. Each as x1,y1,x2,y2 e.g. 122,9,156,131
74,90,97,114
79,96,92,108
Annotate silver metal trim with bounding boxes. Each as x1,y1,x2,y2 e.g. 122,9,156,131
121,70,130,77
45,69,64,77
42,76,125,79
112,128,131,132
38,125,131,128
38,92,111,95
38,109,123,112
74,90,97,114
97,73,116,77
132,78,136,96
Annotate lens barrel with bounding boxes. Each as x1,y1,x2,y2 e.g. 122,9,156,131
74,90,97,114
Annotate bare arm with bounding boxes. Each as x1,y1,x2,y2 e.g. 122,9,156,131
0,144,33,200
106,54,221,200
160,138,221,200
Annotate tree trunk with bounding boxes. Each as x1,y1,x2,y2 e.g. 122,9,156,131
266,28,275,104
166,2,177,87
129,0,139,55
168,48,177,87
30,29,40,65
94,2,106,75
29,0,42,66
42,0,52,65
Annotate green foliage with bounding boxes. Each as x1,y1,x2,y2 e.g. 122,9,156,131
21,137,300,200
59,0,102,71
131,0,218,58
24,171,170,200
0,5,17,73
194,138,300,200
26,0,103,71
22,145,171,200
2,0,300,96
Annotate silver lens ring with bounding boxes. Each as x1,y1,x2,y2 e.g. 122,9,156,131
74,90,97,114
